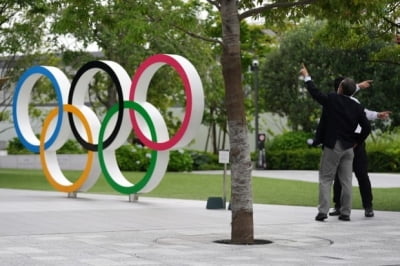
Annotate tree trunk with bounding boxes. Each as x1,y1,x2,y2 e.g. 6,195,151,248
220,0,254,244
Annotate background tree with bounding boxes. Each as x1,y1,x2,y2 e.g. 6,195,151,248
260,19,399,134
50,0,221,139
203,21,277,154
0,0,50,130
51,1,276,155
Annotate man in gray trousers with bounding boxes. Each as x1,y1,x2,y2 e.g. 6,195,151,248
299,64,371,222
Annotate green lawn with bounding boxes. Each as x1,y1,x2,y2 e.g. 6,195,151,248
0,168,399,211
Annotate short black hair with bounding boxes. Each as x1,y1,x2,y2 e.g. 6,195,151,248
340,78,356,96
333,76,345,92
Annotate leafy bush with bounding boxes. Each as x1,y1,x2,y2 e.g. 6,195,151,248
266,131,314,151
7,137,34,154
168,150,193,172
115,145,195,172
266,148,321,170
264,131,320,169
115,144,152,171
190,150,222,170
367,149,400,172
266,144,400,172
364,129,400,172
264,130,400,172
7,137,84,154
367,129,400,151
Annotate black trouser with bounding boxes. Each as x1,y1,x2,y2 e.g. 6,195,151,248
333,142,373,209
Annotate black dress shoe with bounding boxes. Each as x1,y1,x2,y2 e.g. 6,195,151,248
338,214,350,221
329,208,341,216
365,208,374,217
315,213,328,221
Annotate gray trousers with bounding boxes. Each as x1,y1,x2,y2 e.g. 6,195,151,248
318,141,354,216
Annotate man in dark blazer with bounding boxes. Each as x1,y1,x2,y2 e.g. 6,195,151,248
299,64,371,222
314,78,391,218
330,78,390,218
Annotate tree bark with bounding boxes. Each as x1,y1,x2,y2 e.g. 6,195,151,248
220,0,254,244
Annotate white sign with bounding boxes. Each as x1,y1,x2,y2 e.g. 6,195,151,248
218,150,230,164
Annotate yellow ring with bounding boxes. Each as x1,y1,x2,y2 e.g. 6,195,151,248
40,104,94,192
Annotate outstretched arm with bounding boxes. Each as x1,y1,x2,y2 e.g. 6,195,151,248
353,80,373,96
356,106,391,121
352,80,391,120
377,111,392,120
299,64,328,105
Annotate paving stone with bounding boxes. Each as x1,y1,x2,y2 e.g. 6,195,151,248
1,187,400,265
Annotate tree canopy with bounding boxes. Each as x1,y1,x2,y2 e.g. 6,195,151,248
261,19,400,133
0,0,54,126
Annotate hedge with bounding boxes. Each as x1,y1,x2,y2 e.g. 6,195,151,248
265,148,321,170
7,133,400,172
265,147,400,172
367,149,400,172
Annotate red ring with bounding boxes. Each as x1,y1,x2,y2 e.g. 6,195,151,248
129,54,193,151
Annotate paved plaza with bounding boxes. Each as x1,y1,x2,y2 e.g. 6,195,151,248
0,170,400,265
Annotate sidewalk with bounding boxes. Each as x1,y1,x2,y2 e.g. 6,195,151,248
0,186,400,265
195,170,400,188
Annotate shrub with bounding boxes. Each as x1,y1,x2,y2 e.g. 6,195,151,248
7,137,34,154
168,150,193,172
115,144,152,171
115,145,195,172
266,131,314,151
264,130,400,172
7,137,84,154
190,150,222,170
264,131,320,170
266,148,321,170
364,129,400,172
367,149,400,172
367,129,400,151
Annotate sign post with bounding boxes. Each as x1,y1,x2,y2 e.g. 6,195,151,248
218,150,230,208
256,133,267,169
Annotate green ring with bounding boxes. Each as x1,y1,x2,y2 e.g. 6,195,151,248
98,101,158,194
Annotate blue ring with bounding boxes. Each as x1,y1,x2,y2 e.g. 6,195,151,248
13,66,64,153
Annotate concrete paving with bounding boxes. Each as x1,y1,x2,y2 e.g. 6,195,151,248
0,170,400,266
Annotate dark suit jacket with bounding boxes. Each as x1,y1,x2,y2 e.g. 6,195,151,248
305,80,371,150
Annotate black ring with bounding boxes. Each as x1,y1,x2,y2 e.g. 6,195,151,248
68,61,124,151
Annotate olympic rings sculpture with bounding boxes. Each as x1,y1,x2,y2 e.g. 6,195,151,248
12,54,204,194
